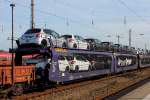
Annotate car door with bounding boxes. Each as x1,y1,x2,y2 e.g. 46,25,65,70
58,56,69,72
74,36,80,48
76,56,89,71
56,37,65,47
95,39,101,49
77,36,87,49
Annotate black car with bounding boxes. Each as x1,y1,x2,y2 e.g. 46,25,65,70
84,38,101,51
101,42,114,51
113,44,123,52
122,45,130,53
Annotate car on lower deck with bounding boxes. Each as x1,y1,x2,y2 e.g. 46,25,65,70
67,55,91,72
58,55,71,72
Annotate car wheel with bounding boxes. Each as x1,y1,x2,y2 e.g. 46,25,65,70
87,45,90,50
75,66,79,72
88,65,92,71
65,66,70,72
73,44,77,49
41,40,47,48
62,43,67,48
12,85,23,96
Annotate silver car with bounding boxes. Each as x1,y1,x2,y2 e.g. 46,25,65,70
18,28,65,48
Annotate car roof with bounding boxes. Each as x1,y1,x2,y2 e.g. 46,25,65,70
61,34,72,36
85,38,96,40
102,42,113,43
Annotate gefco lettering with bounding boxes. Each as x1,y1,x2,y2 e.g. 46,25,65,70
55,48,67,53
118,58,132,66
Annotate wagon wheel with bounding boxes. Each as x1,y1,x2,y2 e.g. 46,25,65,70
12,85,23,96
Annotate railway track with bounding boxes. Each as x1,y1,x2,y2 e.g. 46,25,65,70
4,68,150,100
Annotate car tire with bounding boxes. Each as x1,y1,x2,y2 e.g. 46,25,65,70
12,85,23,96
62,43,67,48
73,44,77,49
87,45,90,50
41,40,47,48
88,65,92,71
65,66,70,72
75,66,79,72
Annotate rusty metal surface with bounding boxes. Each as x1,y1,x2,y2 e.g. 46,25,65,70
0,66,35,85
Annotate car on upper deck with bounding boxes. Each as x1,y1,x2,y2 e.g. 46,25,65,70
101,42,114,51
84,38,102,51
60,35,89,49
113,44,123,52
17,28,65,48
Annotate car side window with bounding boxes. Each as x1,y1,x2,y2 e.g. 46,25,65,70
44,29,60,38
74,36,79,40
95,39,100,43
76,55,87,61
79,36,84,41
52,32,60,38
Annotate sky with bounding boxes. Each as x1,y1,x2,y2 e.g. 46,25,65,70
1,0,150,50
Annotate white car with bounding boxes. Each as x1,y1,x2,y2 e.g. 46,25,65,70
60,35,89,49
67,55,91,72
18,28,65,48
58,56,71,72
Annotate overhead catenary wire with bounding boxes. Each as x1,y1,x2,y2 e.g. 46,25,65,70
4,0,103,34
117,0,150,26
4,0,94,28
4,0,150,38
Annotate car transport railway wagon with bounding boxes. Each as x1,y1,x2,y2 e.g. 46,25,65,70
14,48,139,83
14,48,138,83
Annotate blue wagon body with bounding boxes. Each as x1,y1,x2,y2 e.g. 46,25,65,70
48,48,138,82
114,53,138,73
139,54,150,68
49,49,114,82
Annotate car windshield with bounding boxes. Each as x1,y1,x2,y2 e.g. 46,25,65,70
44,29,60,38
75,35,84,40
102,42,112,45
95,39,101,43
61,35,72,39
58,56,65,60
86,39,100,43
25,29,41,34
114,44,120,47
85,39,94,42
76,55,87,61
66,56,73,61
